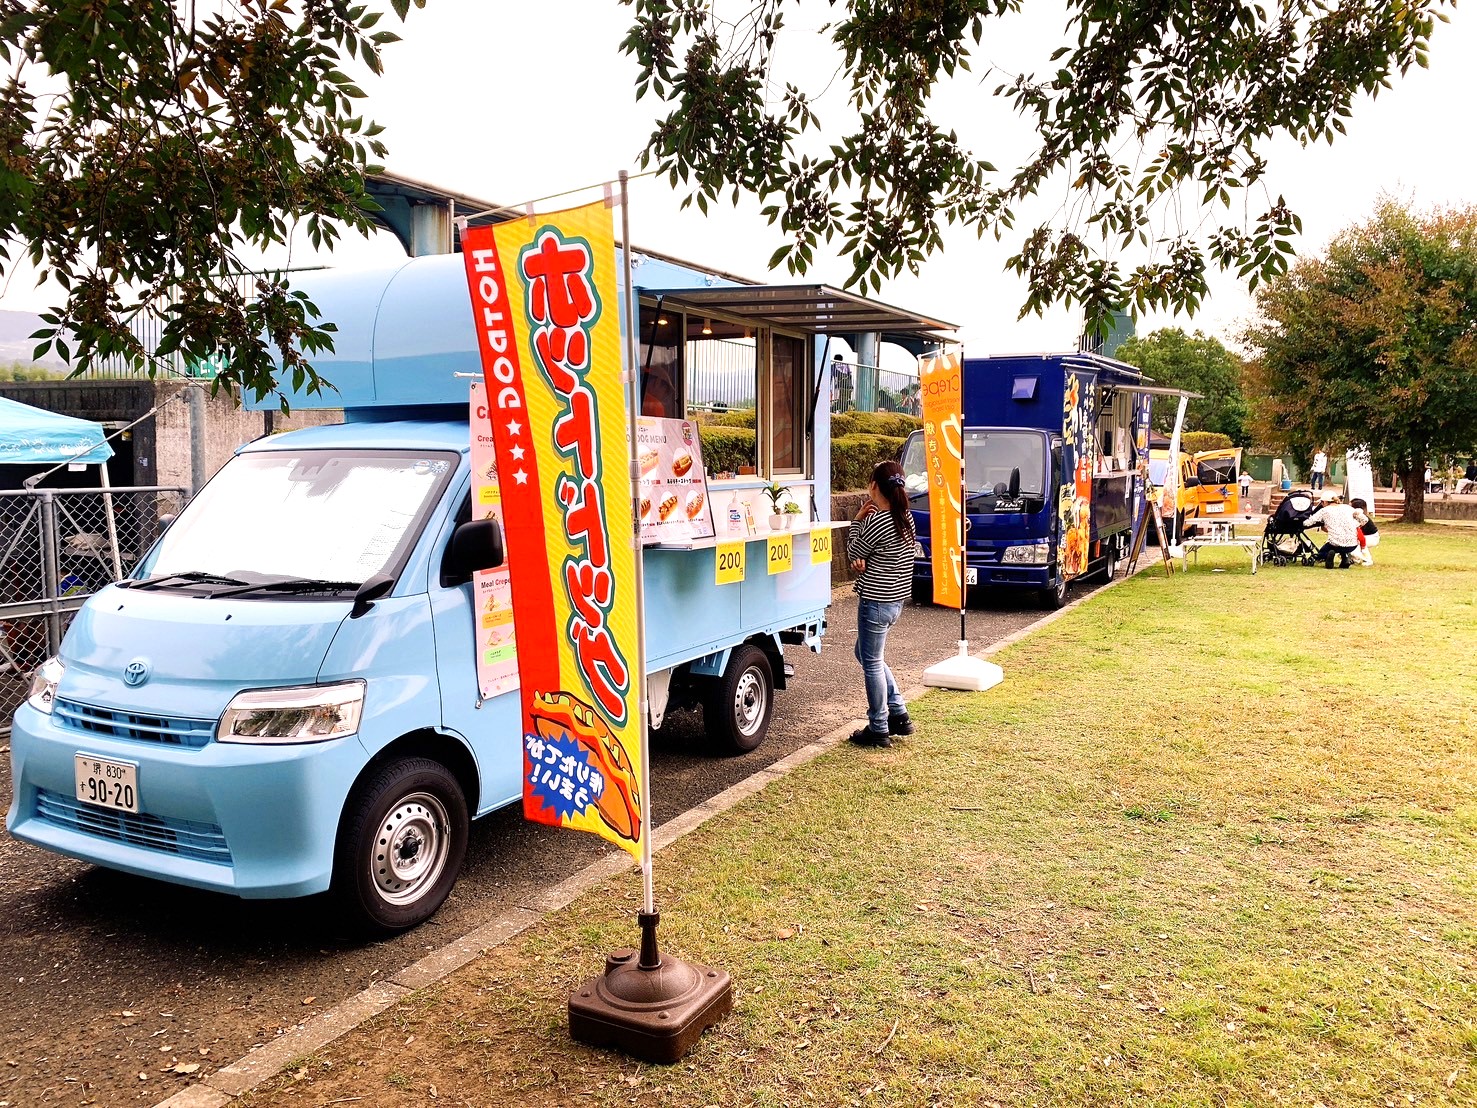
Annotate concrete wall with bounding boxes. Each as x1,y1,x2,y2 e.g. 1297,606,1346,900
0,380,342,490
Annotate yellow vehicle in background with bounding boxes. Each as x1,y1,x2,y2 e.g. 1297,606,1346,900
1149,447,1242,539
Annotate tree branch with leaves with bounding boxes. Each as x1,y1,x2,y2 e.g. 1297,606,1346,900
1,0,426,407
622,0,1448,332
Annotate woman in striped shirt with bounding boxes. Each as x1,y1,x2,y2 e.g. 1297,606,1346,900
847,460,917,748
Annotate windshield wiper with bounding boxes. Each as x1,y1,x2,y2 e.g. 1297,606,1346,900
126,571,253,591
208,576,362,599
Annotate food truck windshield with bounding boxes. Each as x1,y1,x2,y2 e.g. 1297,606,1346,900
902,430,1048,510
141,449,456,589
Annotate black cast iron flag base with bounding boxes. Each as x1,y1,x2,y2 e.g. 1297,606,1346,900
568,911,733,1064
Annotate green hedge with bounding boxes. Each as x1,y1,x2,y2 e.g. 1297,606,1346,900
831,410,921,439
698,416,912,488
833,433,907,491
697,425,757,475
1180,431,1235,453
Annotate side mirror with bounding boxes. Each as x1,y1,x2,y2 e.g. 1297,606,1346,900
1008,467,1020,498
444,518,506,583
1183,476,1201,488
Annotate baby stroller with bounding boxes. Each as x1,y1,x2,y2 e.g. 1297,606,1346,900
1261,490,1321,566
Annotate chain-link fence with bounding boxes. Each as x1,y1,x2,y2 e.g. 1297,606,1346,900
0,486,187,729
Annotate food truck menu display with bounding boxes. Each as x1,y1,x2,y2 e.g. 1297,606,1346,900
469,382,519,698
636,416,715,545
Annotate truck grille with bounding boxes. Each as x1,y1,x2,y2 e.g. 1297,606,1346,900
54,699,214,749
35,789,232,865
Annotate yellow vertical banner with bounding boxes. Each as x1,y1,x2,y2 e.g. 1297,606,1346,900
919,351,964,607
462,202,643,861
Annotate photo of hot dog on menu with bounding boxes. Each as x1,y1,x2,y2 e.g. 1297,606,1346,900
635,416,715,544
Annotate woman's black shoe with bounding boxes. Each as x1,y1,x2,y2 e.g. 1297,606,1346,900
888,712,914,736
848,726,893,748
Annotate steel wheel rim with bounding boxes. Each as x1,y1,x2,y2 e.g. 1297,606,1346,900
732,666,768,737
372,791,450,905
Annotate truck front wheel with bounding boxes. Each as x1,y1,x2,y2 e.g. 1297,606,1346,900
1040,572,1069,610
705,644,774,755
333,757,469,935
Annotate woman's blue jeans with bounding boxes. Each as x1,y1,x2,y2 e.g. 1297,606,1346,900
854,598,906,731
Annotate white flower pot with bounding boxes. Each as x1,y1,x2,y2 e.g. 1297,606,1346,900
768,514,786,532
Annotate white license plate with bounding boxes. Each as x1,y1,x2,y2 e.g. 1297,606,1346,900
1206,503,1226,513
74,754,139,813
965,567,978,585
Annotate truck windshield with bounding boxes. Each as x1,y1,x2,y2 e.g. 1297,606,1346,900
901,430,1046,507
145,450,456,586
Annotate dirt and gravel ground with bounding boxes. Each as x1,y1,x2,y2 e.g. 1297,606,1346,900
0,578,1111,1107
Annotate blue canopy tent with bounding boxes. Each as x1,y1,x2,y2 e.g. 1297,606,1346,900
0,397,122,587
0,396,113,468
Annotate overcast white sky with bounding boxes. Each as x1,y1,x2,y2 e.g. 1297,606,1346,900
5,1,1475,362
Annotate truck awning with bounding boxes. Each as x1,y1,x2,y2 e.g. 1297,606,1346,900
1107,384,1204,399
635,284,956,341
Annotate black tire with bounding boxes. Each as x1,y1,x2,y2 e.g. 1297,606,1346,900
705,644,774,755
1039,571,1069,610
333,757,469,936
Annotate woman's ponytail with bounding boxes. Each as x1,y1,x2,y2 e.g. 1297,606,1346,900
871,460,913,541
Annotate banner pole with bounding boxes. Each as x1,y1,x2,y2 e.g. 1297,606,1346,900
618,170,656,919
956,344,966,644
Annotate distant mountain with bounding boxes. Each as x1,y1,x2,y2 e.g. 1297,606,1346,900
0,310,69,370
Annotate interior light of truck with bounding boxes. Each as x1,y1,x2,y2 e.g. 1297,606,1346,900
26,656,64,714
217,681,366,744
1000,543,1050,565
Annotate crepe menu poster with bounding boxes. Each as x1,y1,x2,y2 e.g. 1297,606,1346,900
636,416,715,544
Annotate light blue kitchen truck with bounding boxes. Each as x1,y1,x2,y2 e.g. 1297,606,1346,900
5,250,949,932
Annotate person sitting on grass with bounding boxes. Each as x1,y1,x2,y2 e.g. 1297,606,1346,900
1349,497,1378,565
1303,494,1362,569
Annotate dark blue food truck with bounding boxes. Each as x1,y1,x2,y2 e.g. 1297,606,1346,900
901,352,1151,609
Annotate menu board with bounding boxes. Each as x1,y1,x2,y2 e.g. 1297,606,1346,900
469,382,519,698
636,416,716,545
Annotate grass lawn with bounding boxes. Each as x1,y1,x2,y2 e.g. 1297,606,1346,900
246,525,1476,1107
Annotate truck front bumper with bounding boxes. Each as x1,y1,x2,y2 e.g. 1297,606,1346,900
6,702,367,899
912,559,1053,590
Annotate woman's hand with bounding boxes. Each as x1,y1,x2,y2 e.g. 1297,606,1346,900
849,557,866,573
854,502,877,521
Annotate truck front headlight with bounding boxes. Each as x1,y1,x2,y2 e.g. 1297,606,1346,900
1000,542,1050,565
26,656,64,714
217,681,365,744
913,541,926,560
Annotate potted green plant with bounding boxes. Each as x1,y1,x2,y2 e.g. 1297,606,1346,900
762,481,790,531
782,501,804,531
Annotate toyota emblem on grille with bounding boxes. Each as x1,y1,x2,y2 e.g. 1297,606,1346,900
123,659,151,687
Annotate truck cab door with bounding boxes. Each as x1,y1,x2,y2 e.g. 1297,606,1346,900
428,489,523,814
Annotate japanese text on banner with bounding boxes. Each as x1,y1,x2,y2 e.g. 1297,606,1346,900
461,202,643,861
919,351,963,607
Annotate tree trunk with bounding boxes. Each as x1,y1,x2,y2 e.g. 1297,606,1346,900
1401,457,1426,523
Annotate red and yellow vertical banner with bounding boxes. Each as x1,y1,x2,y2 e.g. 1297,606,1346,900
919,350,964,608
462,202,643,861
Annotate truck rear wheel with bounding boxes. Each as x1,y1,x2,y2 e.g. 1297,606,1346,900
705,644,774,755
333,757,469,936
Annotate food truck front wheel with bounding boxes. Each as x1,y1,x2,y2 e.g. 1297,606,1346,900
332,756,470,935
1040,572,1070,610
705,644,775,755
